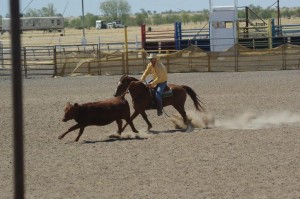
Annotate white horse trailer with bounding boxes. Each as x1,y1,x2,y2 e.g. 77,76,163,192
95,20,107,29
1,17,64,33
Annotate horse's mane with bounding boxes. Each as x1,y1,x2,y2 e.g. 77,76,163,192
123,75,139,82
122,75,148,96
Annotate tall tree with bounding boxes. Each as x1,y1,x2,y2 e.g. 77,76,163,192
100,0,130,23
135,9,148,25
24,3,58,17
41,4,56,16
181,12,190,24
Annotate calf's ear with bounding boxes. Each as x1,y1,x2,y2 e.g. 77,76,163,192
74,103,79,107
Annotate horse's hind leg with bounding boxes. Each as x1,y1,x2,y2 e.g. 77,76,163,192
174,106,191,130
140,111,152,130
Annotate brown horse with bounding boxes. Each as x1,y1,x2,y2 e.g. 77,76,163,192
114,74,205,131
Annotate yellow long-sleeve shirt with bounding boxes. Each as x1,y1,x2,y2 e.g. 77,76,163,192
141,61,168,87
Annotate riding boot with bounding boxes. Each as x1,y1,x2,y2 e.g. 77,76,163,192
157,99,163,116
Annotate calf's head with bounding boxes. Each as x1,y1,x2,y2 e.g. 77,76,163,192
62,102,79,122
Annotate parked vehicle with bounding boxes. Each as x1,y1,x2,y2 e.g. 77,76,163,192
95,20,107,29
107,23,113,29
112,21,125,28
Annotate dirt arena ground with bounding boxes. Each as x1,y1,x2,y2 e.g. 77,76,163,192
1,70,300,198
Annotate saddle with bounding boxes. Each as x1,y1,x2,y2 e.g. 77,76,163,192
146,85,173,110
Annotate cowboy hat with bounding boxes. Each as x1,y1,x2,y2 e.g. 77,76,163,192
147,53,158,59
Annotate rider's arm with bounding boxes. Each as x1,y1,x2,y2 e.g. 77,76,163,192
141,63,152,81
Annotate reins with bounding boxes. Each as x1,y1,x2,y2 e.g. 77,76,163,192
162,108,170,117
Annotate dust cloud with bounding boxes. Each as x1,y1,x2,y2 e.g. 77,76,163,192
216,110,300,129
171,110,300,130
171,110,215,129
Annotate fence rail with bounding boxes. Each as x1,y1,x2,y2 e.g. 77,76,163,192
1,41,300,78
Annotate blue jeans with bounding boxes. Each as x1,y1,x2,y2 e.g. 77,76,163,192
156,82,167,108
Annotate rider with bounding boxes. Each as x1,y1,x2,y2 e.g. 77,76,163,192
141,53,168,116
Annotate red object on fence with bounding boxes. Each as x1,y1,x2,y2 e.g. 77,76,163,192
141,24,146,49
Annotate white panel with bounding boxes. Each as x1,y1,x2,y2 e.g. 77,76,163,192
209,6,237,52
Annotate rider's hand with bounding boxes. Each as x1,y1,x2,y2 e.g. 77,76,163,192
148,83,154,88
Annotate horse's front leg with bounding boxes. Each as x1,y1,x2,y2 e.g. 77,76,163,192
120,110,140,132
140,111,152,130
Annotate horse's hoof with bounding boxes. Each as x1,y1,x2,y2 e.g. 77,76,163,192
174,124,182,129
186,124,193,132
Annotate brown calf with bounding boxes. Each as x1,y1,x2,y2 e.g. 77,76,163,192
58,96,138,142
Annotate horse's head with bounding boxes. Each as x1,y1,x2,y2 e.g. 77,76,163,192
114,74,139,97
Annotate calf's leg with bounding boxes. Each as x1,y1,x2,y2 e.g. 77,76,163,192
116,119,123,135
58,123,81,140
75,127,85,142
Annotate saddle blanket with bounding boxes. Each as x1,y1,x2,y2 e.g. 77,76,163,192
162,89,173,98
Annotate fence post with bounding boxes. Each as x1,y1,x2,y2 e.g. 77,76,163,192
0,41,3,68
234,44,239,72
53,47,57,77
23,47,27,78
166,50,170,72
135,35,138,50
141,24,146,49
175,22,179,50
282,44,287,70
124,26,129,73
97,44,101,75
189,52,192,71
122,52,125,74
207,52,211,72
268,18,273,49
158,41,161,54
88,62,91,75
174,22,182,50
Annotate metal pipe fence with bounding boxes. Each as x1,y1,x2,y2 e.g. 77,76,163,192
1,41,300,78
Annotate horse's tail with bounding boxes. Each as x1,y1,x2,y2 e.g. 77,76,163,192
181,85,206,112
